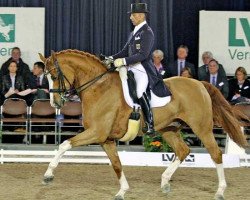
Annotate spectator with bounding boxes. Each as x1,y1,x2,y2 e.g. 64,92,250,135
228,67,250,104
181,67,193,78
167,45,196,78
29,62,49,101
198,51,226,81
1,61,25,101
0,47,31,87
152,50,168,78
205,59,229,98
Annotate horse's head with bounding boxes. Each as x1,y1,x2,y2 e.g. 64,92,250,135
39,51,75,108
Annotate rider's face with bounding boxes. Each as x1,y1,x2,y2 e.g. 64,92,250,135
130,13,145,26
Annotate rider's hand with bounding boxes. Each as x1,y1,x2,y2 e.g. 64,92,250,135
103,56,113,67
114,58,125,68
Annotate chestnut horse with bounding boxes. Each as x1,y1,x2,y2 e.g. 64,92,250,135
39,50,248,200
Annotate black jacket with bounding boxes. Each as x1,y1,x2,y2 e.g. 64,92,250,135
28,74,50,100
167,60,196,78
112,23,171,97
29,74,49,90
228,78,250,101
0,58,31,87
2,74,25,96
198,64,226,81
205,73,229,99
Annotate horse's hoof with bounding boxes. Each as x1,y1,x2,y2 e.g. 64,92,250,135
214,194,224,200
162,183,171,194
114,195,124,200
42,176,54,185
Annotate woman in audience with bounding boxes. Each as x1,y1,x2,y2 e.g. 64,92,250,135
152,49,168,78
1,61,25,101
228,66,250,104
181,67,193,78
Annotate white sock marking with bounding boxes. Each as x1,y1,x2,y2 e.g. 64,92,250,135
161,157,181,188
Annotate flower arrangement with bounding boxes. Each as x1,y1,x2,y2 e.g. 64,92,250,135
143,131,187,152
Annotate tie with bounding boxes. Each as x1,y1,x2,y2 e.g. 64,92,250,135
212,76,216,86
205,64,208,72
179,61,183,76
36,77,40,87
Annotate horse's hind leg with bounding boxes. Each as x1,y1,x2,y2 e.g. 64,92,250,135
43,129,103,185
196,129,226,200
102,140,129,200
160,128,190,194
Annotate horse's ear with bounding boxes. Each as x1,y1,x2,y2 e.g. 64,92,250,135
51,50,56,63
39,53,46,62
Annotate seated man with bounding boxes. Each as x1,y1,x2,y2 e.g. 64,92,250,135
167,45,196,78
198,51,226,81
110,2,171,136
29,62,49,101
205,59,229,99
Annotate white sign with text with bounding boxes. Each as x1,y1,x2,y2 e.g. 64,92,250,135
199,11,250,75
0,7,45,69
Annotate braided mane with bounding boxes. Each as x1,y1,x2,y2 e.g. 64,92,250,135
50,49,105,66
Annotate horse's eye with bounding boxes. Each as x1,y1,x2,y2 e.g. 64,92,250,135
51,76,57,81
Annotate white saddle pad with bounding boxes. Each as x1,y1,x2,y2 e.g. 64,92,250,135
120,79,171,108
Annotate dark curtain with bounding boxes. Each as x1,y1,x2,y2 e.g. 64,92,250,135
0,0,250,67
0,0,174,62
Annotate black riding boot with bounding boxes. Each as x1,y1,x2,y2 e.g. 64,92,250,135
138,92,156,137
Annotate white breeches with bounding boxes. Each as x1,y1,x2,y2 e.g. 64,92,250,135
128,63,148,98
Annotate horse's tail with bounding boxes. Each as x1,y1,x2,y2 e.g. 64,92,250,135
201,81,249,148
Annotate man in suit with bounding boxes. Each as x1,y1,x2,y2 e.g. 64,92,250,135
167,45,196,78
205,59,229,99
198,51,227,81
29,62,49,102
111,1,171,136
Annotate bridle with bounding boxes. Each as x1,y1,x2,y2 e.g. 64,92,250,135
45,59,73,106
45,56,116,107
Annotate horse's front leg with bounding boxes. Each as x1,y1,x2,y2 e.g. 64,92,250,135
43,129,102,184
102,140,129,200
43,140,72,184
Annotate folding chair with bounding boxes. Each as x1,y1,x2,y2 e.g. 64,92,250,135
58,101,83,143
29,99,57,144
0,98,28,143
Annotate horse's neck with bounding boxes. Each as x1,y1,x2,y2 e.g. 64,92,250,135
71,60,108,88
68,56,121,101
59,53,124,109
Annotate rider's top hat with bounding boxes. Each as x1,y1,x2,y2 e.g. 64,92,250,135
128,2,149,14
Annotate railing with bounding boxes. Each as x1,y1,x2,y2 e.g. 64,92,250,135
0,149,110,164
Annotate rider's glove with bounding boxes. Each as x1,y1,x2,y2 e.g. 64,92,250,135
114,58,126,68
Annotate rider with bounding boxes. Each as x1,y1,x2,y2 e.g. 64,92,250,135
111,1,171,136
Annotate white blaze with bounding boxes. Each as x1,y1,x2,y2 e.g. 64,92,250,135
46,73,54,107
